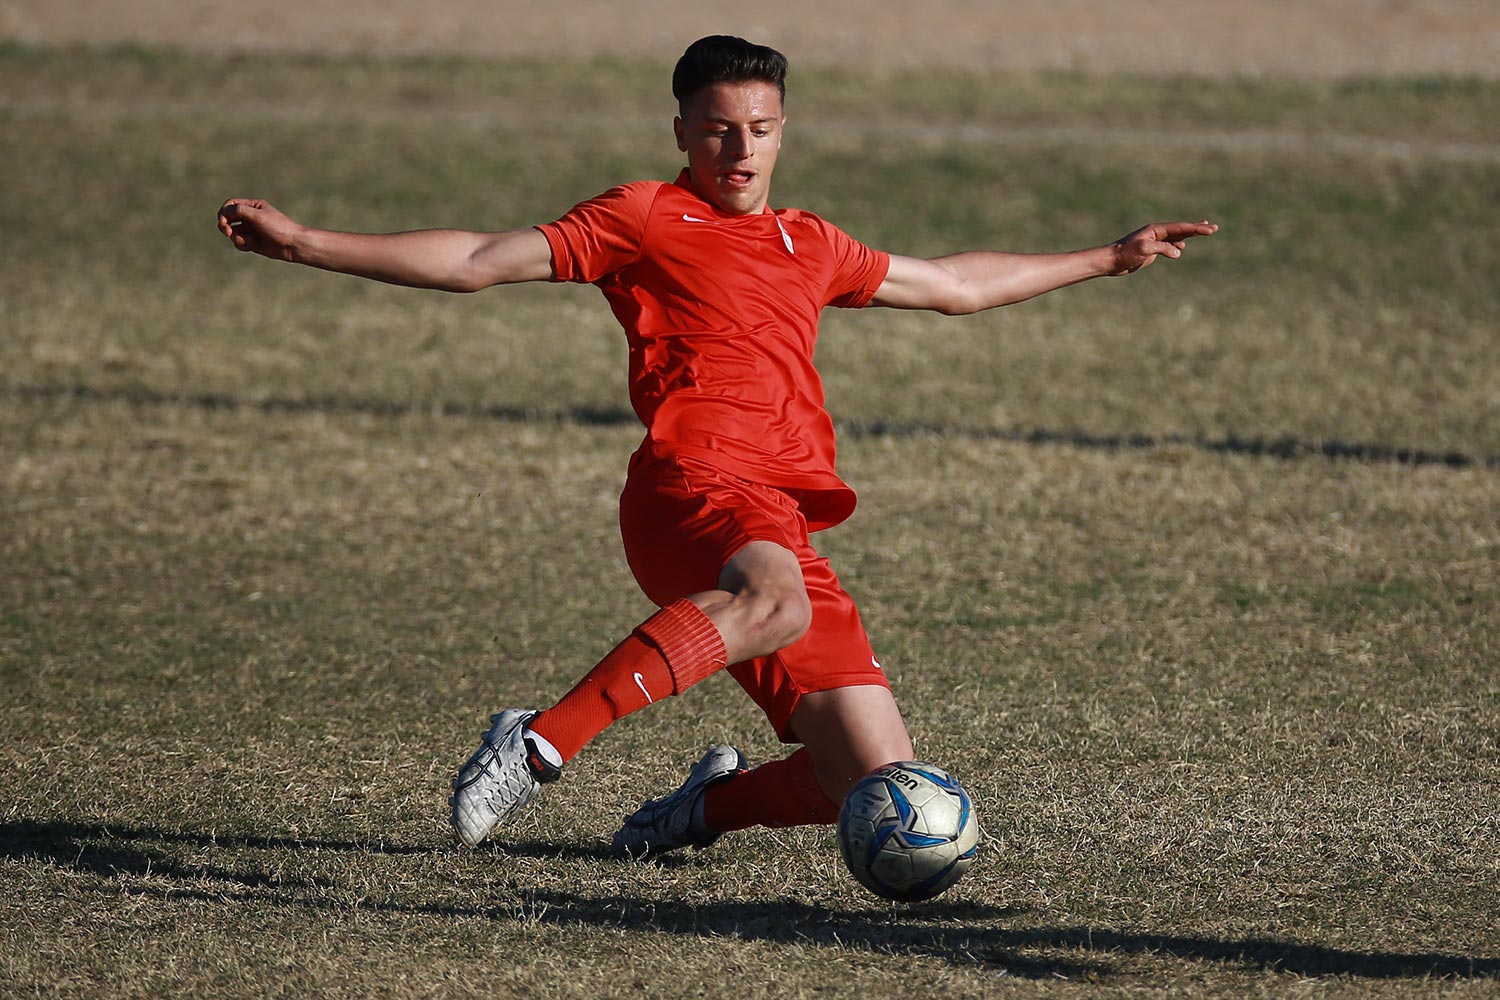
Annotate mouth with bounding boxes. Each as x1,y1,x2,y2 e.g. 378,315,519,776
721,170,755,189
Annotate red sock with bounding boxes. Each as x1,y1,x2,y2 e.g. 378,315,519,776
527,600,726,763
701,747,840,832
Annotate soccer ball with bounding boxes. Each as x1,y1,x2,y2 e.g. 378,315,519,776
837,760,979,902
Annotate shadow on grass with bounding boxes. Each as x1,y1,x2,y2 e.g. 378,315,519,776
510,888,1500,981
5,818,1497,982
0,817,435,857
14,382,1499,470
0,817,614,864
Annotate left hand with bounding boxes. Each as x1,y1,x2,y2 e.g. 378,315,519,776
1108,220,1219,275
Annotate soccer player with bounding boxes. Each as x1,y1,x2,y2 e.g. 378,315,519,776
218,35,1216,857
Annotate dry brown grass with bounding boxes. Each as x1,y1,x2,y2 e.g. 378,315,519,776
2,42,1497,1000
3,396,1496,998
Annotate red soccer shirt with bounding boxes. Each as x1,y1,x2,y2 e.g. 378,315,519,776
536,169,890,530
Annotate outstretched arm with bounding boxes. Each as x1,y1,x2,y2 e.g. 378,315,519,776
870,221,1218,315
216,198,554,292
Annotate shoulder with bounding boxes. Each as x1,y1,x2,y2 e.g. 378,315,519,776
776,208,885,269
543,180,674,244
778,207,866,246
561,180,671,218
611,179,673,201
540,180,677,282
776,206,825,229
776,208,890,307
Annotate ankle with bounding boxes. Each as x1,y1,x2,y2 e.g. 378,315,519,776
522,729,563,783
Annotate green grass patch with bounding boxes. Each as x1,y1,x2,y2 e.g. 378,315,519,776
3,46,1497,456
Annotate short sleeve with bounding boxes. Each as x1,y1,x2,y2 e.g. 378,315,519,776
535,182,660,284
822,222,891,309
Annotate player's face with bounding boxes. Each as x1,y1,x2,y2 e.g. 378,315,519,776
674,81,784,216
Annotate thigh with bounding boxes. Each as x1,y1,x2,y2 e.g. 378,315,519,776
619,452,798,607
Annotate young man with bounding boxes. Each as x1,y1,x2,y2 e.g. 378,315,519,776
218,35,1216,858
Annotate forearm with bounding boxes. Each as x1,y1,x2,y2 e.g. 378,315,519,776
873,221,1214,314
935,246,1115,313
290,227,496,292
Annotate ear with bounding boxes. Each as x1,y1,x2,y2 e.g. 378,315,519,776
673,116,687,153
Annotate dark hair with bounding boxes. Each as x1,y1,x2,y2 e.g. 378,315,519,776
672,35,788,111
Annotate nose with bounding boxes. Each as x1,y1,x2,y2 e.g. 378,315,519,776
725,126,752,159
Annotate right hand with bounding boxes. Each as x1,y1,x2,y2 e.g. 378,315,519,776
217,198,304,261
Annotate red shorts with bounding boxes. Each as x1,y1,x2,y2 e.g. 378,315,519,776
618,448,889,742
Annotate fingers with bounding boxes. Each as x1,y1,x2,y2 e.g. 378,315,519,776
1138,241,1180,262
216,197,268,239
216,197,289,256
217,199,248,239
1158,220,1219,240
1107,218,1218,276
219,197,267,214
1115,220,1218,272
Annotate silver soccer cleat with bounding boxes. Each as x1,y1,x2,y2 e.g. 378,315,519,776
450,708,560,846
611,745,748,858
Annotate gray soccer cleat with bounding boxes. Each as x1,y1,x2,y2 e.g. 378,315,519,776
450,708,561,846
611,745,749,859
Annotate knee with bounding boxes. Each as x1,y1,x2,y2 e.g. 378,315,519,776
737,585,812,653
762,588,812,650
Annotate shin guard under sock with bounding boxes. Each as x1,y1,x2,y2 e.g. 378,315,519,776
527,600,727,763
701,747,840,832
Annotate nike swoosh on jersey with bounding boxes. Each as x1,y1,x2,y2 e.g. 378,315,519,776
682,213,713,223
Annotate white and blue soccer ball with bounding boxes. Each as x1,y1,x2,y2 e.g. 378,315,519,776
837,760,979,902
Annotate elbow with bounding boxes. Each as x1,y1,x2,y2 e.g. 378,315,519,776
939,284,1020,316
935,288,981,316
930,271,984,315
442,266,488,294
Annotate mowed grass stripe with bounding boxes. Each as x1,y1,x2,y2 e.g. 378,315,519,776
9,381,1500,471
10,91,1500,166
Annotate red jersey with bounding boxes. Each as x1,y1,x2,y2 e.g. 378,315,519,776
536,169,890,530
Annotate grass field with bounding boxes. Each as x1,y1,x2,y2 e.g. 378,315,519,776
2,44,1498,998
